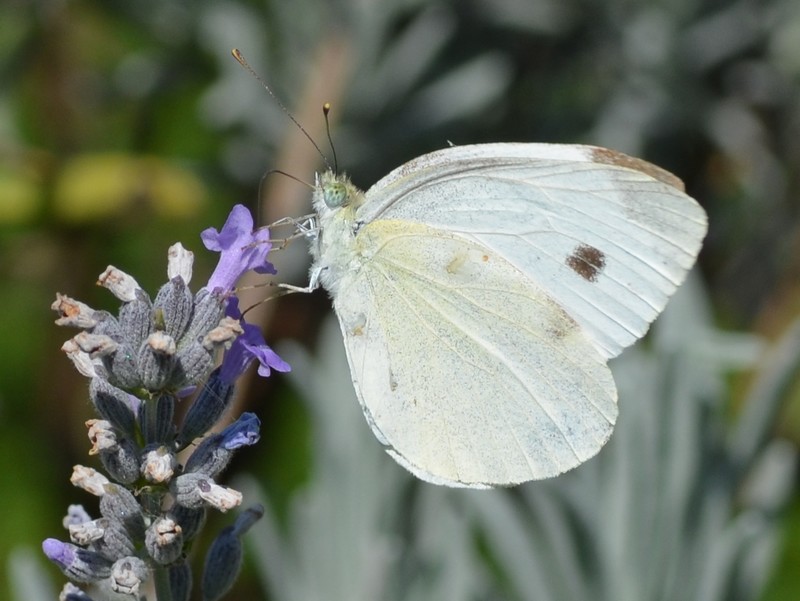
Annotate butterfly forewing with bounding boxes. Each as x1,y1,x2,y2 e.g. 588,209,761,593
358,143,707,359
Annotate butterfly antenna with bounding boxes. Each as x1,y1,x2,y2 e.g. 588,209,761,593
323,103,339,173
265,169,315,191
232,48,332,172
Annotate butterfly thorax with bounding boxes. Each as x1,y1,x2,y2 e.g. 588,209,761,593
310,171,367,295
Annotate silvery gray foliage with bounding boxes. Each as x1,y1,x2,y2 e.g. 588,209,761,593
243,274,793,601
198,0,514,183
42,207,289,601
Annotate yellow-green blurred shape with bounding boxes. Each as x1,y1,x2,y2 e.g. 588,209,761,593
53,153,207,223
0,164,41,224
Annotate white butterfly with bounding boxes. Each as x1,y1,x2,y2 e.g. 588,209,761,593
304,142,707,488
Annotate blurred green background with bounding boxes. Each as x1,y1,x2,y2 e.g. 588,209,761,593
3,0,800,599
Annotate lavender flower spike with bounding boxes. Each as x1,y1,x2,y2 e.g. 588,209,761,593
48,204,277,599
201,204,276,295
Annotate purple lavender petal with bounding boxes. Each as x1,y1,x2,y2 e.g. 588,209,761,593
43,538,76,568
252,342,291,377
220,413,261,449
201,205,276,294
219,299,290,383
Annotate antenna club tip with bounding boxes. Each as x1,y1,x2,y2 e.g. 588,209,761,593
323,103,332,115
232,48,245,64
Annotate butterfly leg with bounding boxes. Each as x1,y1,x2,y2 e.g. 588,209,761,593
268,215,323,294
265,214,318,238
275,264,324,294
269,214,316,229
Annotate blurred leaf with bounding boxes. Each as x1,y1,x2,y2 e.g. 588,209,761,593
8,547,55,601
0,164,41,224
52,153,207,223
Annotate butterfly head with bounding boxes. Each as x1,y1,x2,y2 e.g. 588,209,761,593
323,179,349,208
314,171,364,215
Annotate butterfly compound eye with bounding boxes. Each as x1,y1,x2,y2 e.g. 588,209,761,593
323,181,349,208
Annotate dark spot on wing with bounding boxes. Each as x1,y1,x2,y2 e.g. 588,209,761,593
566,244,606,282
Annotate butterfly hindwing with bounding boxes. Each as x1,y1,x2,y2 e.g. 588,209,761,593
332,219,617,487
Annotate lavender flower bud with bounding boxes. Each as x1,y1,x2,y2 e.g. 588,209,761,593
176,368,234,448
168,504,207,541
154,276,193,340
89,379,137,437
99,484,145,540
86,518,136,561
184,413,260,478
64,515,129,563
138,331,177,391
169,560,193,601
183,433,229,478
52,294,99,328
184,288,226,343
140,445,176,483
70,466,110,497
171,473,242,512
117,288,153,351
200,507,262,601
109,556,149,596
201,526,242,601
43,539,113,583
88,311,122,339
174,339,215,386
62,505,91,529
138,393,175,445
98,437,141,485
145,516,183,565
232,504,264,535
59,582,94,600
97,266,141,302
104,342,142,390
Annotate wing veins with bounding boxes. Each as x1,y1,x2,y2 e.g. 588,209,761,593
369,251,613,467
417,168,700,268
371,245,613,409
364,264,515,481
371,260,584,469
